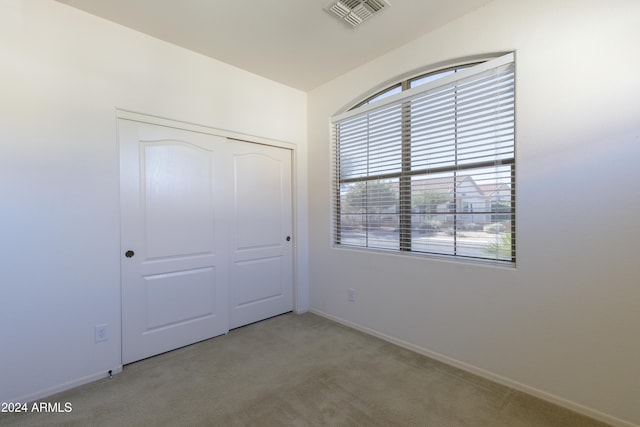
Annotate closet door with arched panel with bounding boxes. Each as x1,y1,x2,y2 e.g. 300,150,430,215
227,140,293,329
120,119,293,364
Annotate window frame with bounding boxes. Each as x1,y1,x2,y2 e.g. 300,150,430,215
331,53,516,265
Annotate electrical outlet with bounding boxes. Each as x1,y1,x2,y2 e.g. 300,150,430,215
348,288,356,302
95,324,108,343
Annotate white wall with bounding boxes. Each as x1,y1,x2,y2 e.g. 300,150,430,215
308,0,640,425
0,0,307,403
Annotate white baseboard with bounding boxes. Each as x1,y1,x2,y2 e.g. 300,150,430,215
10,365,123,405
310,309,636,427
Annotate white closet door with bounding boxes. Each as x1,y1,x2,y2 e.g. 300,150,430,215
120,120,230,364
120,118,294,363
228,141,293,329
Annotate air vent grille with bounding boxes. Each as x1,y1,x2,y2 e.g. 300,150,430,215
326,0,390,28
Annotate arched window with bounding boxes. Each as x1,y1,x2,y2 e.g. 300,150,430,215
331,53,515,264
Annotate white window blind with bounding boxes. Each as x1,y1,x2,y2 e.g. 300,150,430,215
331,53,515,264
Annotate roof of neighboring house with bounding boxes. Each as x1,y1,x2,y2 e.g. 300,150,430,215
477,183,511,196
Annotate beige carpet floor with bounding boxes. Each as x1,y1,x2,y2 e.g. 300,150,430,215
0,312,610,426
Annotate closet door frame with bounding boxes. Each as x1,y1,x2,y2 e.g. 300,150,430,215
117,110,302,364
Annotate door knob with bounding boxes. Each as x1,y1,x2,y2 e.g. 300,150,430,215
286,236,291,242
125,250,135,258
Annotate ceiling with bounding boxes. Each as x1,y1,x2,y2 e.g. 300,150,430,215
56,0,495,91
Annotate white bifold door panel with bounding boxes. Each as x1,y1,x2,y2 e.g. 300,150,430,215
119,119,293,364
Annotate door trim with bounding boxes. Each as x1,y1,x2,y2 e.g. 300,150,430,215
116,110,295,151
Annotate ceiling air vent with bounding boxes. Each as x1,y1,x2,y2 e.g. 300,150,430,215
327,0,390,28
